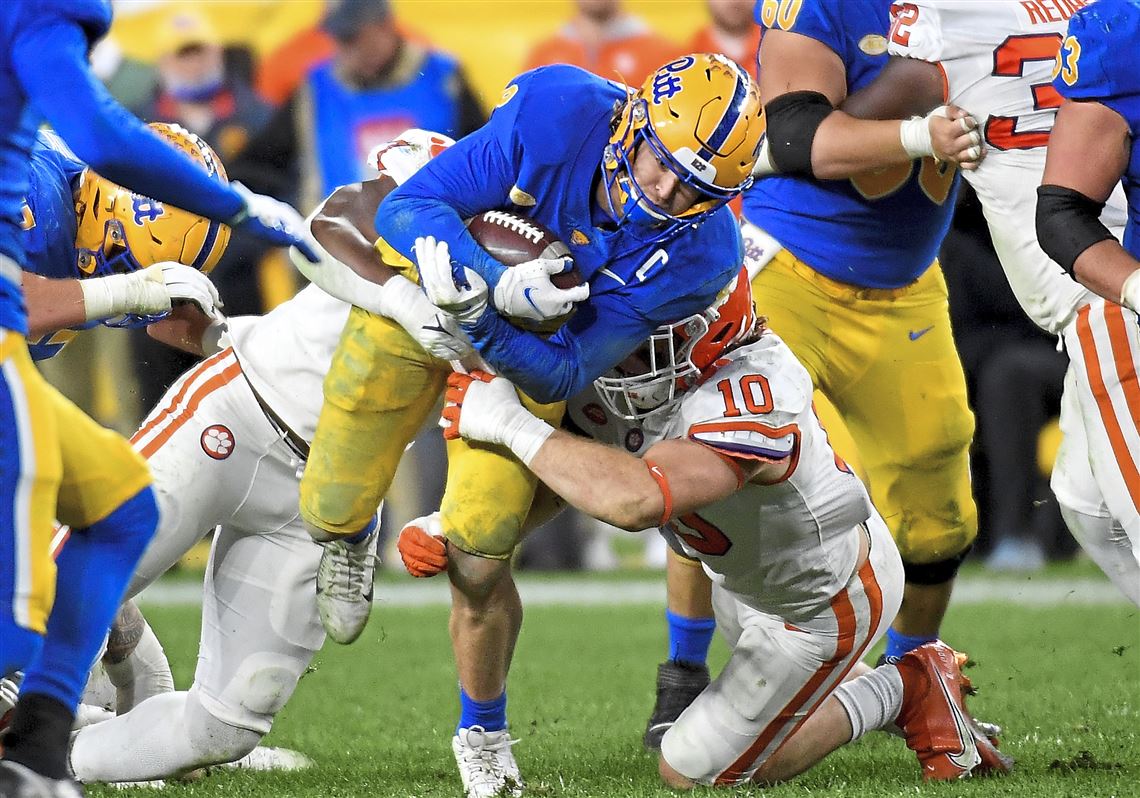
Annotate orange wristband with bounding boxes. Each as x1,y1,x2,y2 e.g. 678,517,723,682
644,459,674,525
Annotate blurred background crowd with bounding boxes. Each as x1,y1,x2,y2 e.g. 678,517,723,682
46,0,1072,575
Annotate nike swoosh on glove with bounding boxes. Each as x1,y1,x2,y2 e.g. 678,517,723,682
492,258,589,323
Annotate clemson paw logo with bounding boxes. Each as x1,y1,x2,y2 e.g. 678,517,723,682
200,425,234,460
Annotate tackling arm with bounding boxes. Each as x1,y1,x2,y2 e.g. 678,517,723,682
758,29,979,179
294,177,474,362
527,435,750,532
441,372,759,531
1039,100,1137,307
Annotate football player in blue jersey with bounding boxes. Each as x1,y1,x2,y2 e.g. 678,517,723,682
642,0,989,749
0,1,317,793
1038,0,1140,579
294,55,765,796
22,126,227,360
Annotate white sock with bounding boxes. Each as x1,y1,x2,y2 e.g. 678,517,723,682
70,690,261,783
833,665,904,741
103,622,175,712
1060,506,1140,607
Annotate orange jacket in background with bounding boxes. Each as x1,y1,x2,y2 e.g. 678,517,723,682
256,27,337,107
688,25,760,80
524,15,681,87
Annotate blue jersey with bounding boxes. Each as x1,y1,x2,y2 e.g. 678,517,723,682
741,0,959,288
0,0,109,334
377,65,743,402
21,132,102,360
1,0,247,336
1054,0,1140,259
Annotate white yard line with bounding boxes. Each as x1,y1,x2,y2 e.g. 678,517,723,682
137,575,1130,608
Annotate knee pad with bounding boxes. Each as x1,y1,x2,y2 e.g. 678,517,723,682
902,546,973,586
200,653,301,736
185,689,263,764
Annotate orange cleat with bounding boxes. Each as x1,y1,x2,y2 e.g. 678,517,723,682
894,641,1015,781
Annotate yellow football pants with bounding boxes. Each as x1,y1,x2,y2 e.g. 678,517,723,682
299,307,565,558
752,250,978,565
54,378,152,532
2,333,61,634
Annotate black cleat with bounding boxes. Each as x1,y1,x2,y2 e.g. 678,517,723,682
643,660,710,750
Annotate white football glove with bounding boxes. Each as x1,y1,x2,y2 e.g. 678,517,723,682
80,262,222,323
377,274,472,361
229,182,320,262
440,371,555,465
157,262,223,320
414,236,489,326
492,257,589,324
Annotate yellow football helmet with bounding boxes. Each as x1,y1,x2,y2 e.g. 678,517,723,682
74,123,231,281
603,53,764,242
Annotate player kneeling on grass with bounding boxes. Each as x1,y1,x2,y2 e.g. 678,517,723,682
424,264,1013,785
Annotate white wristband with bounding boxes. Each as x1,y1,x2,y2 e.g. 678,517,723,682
79,268,168,321
899,115,934,160
1120,270,1140,314
288,217,416,320
504,413,556,467
200,318,230,356
375,273,434,327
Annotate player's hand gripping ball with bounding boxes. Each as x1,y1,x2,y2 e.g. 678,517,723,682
467,211,588,333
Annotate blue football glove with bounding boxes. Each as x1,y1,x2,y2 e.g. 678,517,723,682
228,183,320,262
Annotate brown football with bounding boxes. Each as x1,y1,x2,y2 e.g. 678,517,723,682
465,210,583,333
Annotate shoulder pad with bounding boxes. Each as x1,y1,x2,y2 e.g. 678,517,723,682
680,334,812,461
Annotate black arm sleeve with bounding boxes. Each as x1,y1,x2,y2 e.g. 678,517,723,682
1035,184,1115,276
764,90,835,176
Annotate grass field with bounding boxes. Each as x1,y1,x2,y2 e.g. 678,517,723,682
88,563,1139,798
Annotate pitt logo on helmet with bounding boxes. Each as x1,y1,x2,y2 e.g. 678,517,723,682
603,53,764,244
75,123,231,281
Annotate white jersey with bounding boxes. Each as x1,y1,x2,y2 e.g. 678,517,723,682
569,332,873,621
226,284,350,443
889,1,1140,604
887,0,1125,333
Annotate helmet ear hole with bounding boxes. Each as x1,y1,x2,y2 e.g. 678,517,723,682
72,123,232,279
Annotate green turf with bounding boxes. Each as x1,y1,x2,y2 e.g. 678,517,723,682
88,576,1139,798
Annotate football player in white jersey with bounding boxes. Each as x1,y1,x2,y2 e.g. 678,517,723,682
63,131,464,784
432,262,1012,785
882,0,1139,604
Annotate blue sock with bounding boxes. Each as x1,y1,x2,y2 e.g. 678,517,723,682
666,609,716,668
883,628,938,663
21,487,158,711
458,688,507,733
343,514,378,545
0,620,41,679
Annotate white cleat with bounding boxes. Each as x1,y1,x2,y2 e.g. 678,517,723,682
71,704,114,731
215,746,313,773
316,526,378,644
452,726,523,798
